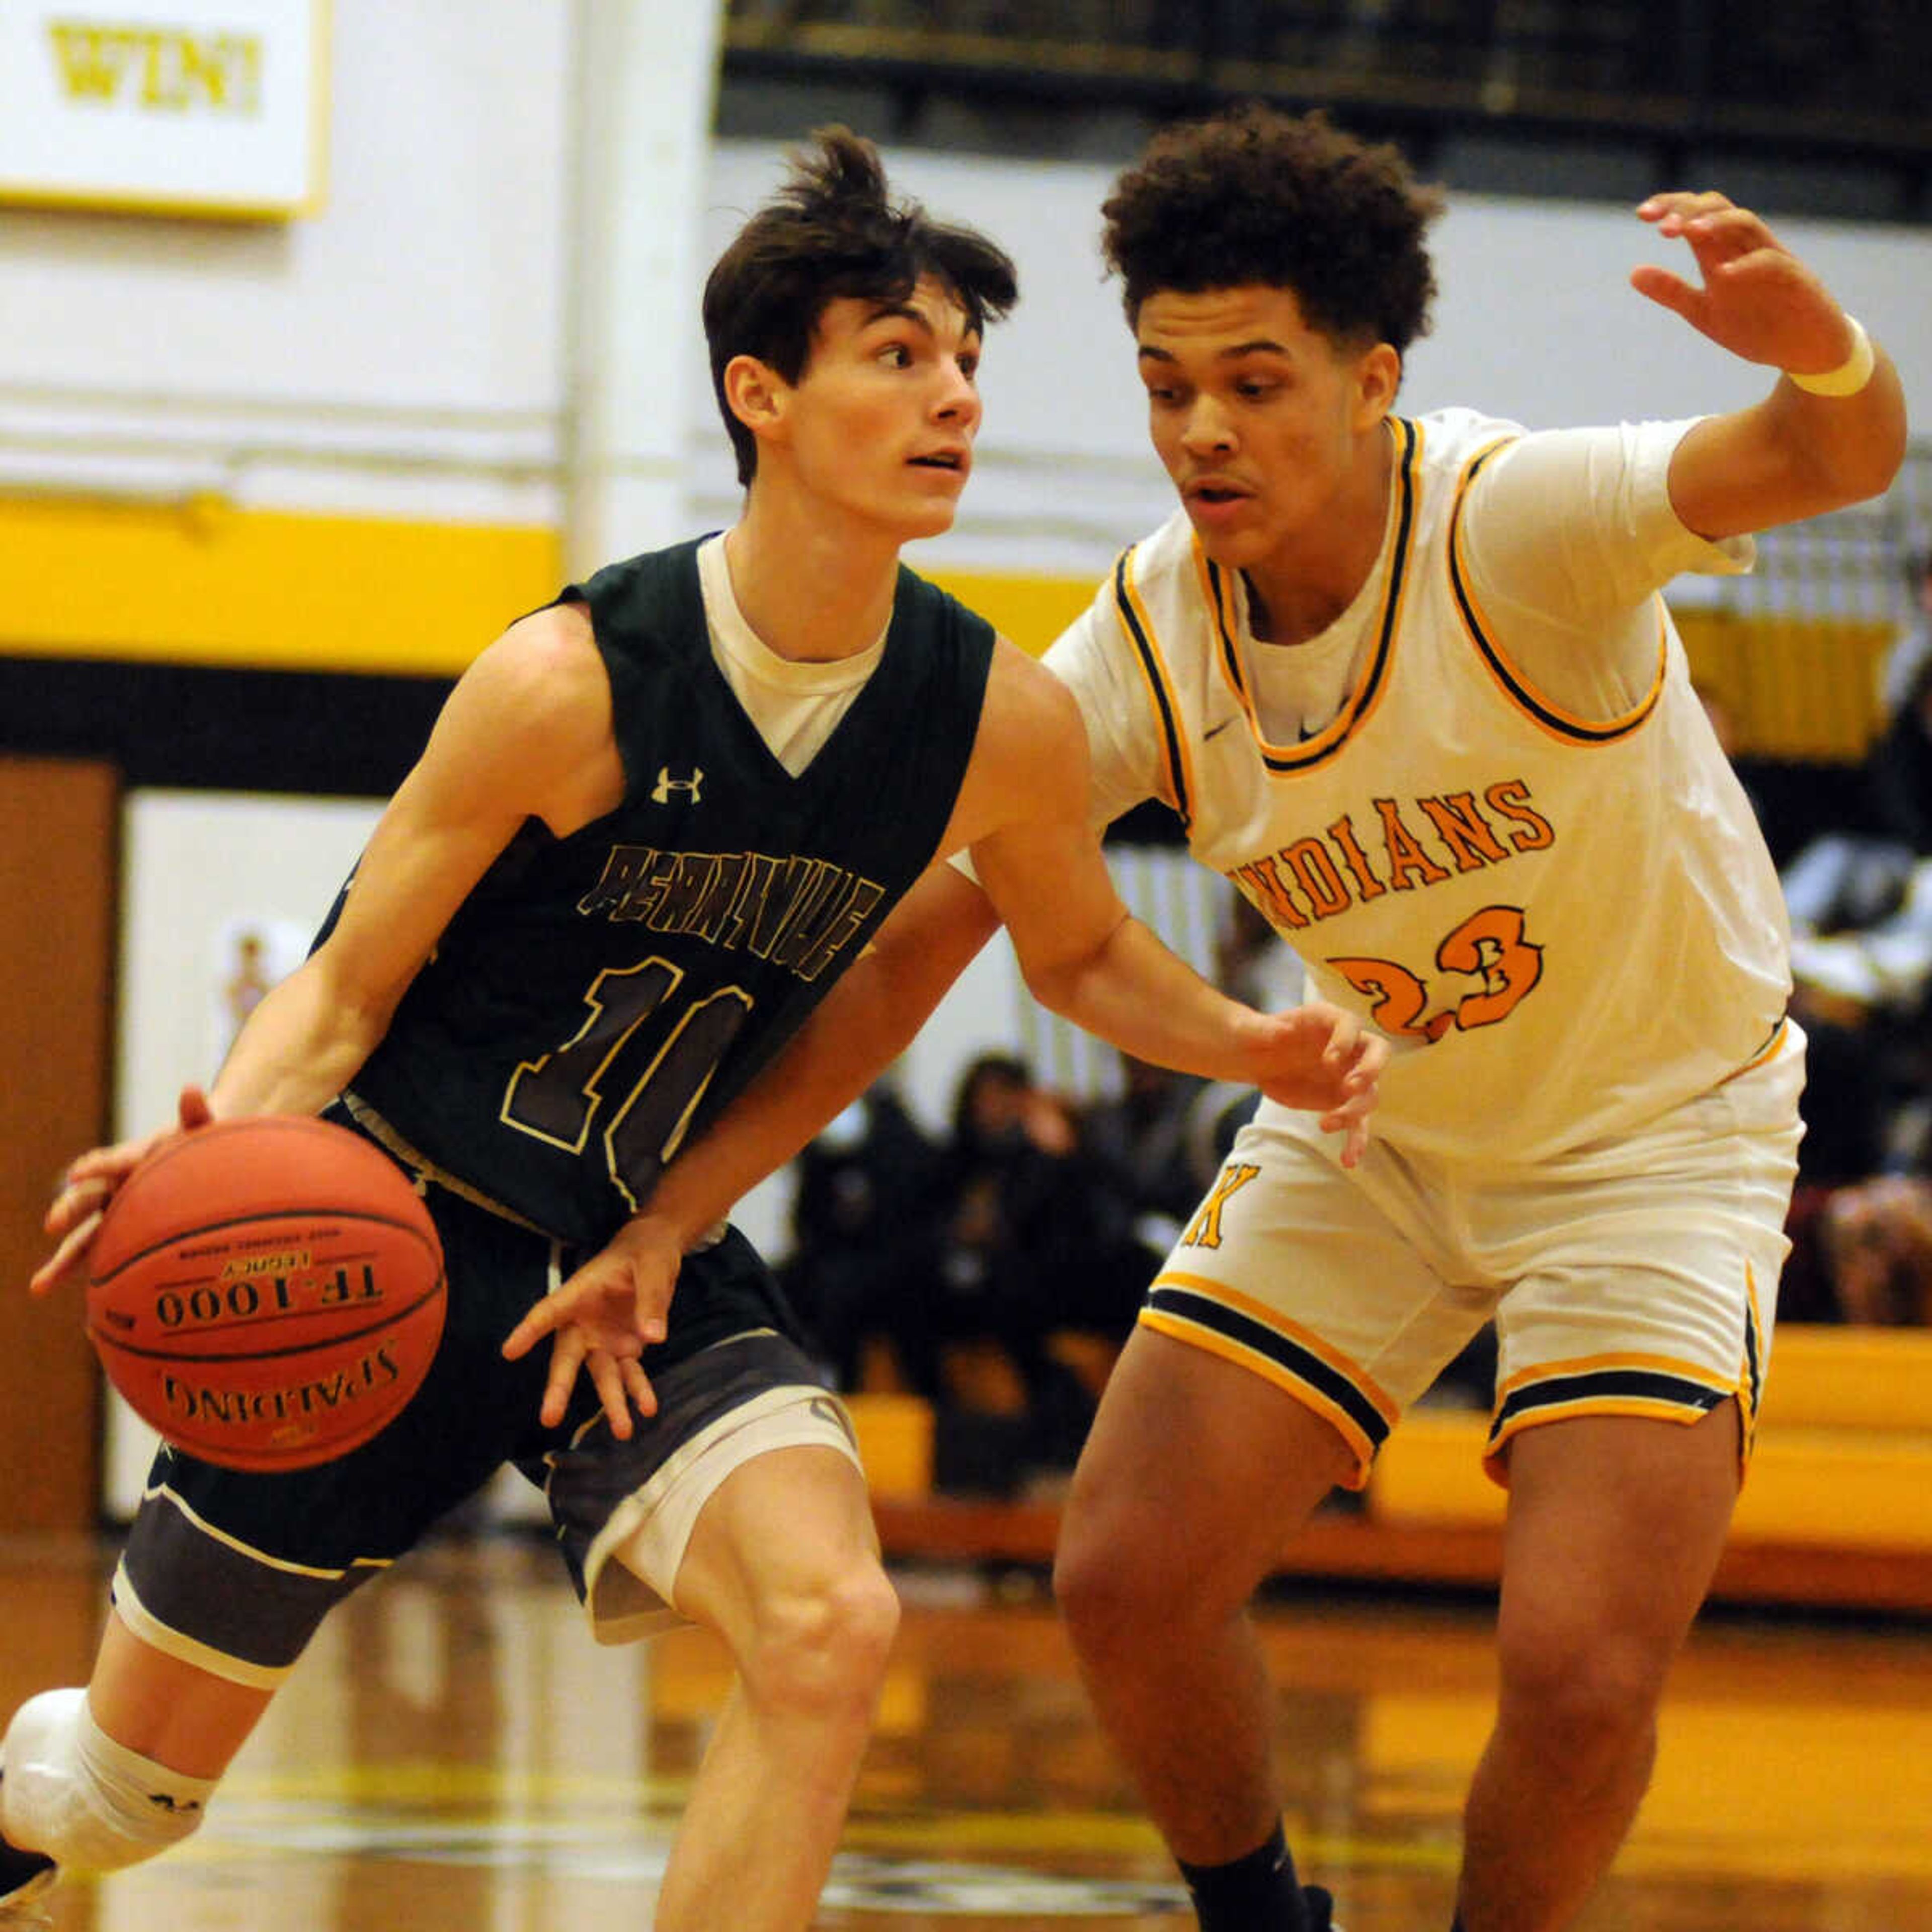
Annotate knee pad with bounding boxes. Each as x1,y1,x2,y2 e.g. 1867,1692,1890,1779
1,1689,215,1875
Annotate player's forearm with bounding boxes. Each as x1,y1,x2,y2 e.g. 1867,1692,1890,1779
643,875,1001,1247
1676,346,1907,540
641,1023,897,1250
206,962,388,1120
1768,342,1908,509
1021,912,1269,1084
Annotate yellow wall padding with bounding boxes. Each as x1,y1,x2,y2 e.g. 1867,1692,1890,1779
0,497,1901,761
1755,1325,1932,1433
923,569,1098,659
0,495,561,677
1675,607,1895,763
1370,1376,1932,1553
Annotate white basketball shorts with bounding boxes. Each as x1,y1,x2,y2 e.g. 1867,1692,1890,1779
1139,1026,1804,1489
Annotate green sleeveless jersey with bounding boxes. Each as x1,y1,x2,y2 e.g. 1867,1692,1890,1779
344,537,994,1247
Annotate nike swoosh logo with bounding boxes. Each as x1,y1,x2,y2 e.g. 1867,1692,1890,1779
1204,715,1238,741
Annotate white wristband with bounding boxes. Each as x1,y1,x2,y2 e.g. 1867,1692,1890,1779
1787,316,1875,397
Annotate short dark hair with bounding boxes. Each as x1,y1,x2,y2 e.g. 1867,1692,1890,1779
1101,104,1443,357
703,127,1019,487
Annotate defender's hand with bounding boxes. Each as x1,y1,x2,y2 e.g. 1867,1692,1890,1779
1631,192,1857,380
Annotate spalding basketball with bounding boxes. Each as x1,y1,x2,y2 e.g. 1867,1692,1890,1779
86,1115,446,1474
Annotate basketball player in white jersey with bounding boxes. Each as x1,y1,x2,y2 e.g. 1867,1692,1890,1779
510,105,1907,1932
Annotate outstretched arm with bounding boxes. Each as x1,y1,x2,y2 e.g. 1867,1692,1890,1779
642,863,1000,1249
967,650,1383,1126
503,844,1382,1437
505,641,1385,1434
1633,191,1907,538
500,864,1003,1430
34,606,619,1299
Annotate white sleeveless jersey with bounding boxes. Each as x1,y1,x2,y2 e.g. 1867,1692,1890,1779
1046,409,1792,1166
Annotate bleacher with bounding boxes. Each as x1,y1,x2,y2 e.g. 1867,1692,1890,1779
847,1325,1932,1617
723,0,1932,211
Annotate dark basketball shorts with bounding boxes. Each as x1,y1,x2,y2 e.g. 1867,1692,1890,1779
111,1115,852,1687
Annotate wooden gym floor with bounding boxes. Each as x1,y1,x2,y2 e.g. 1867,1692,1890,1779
3,1532,1930,1930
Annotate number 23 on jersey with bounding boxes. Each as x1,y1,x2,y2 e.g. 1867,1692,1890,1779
1329,904,1543,1044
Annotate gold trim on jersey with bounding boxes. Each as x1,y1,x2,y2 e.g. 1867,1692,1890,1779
1448,438,1669,744
1193,539,1251,707
1190,415,1423,775
343,1092,553,1236
1110,546,1194,827
1739,1264,1767,1470
1720,1016,1791,1085
1484,1348,1738,1476
1140,1272,1399,1485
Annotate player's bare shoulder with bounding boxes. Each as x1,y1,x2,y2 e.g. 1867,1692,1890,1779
423,600,622,834
947,635,1091,849
979,635,1088,766
475,601,608,722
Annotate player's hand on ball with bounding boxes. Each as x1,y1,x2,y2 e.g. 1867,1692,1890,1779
32,1085,215,1298
1243,1002,1386,1169
501,1213,684,1437
82,1112,445,1472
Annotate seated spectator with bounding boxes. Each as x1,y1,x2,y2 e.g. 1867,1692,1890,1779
1820,1170,1932,1326
1877,547,1932,727
1216,887,1306,1013
1783,650,1932,1021
777,1076,943,1390
920,1054,1156,1487
1767,633,1932,1322
1080,1051,1214,1251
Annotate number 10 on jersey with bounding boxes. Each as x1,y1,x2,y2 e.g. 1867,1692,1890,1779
503,957,752,1209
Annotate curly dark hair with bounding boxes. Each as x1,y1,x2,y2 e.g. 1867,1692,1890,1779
703,127,1019,486
1101,104,1443,356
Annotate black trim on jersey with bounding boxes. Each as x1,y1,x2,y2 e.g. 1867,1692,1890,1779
1112,548,1192,830
1448,441,1664,745
1145,1284,1391,1450
1488,1366,1730,1444
1743,1015,1789,1067
1203,557,1247,703
1202,415,1420,776
1742,1295,1763,1425
1204,560,1250,703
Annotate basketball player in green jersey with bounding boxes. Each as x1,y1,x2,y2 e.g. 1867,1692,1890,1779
10,131,1379,1931
509,110,1907,1932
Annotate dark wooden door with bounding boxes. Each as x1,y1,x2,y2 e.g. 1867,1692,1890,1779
0,756,116,1534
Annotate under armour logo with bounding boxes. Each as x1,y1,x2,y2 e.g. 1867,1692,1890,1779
651,765,704,804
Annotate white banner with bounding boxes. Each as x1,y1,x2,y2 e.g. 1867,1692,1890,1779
0,0,327,217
